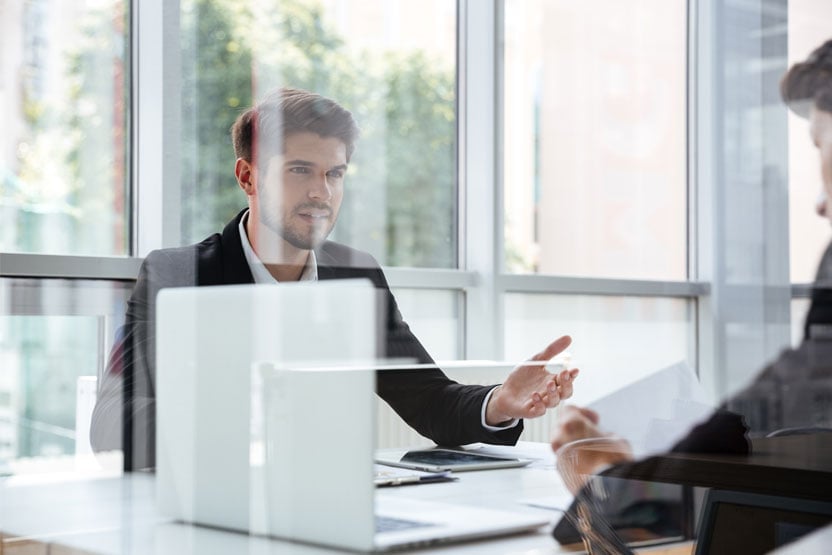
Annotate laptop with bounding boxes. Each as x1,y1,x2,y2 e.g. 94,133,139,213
156,280,548,551
156,280,382,534
256,362,549,552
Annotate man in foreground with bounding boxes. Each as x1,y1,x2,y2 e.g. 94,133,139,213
548,38,832,550
551,38,832,475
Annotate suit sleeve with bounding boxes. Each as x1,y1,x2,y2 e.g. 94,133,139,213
553,410,749,546
374,271,523,446
90,255,159,470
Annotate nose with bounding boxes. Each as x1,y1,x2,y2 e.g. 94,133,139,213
308,172,332,201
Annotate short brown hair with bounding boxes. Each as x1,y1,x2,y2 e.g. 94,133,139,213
230,87,360,166
781,38,832,118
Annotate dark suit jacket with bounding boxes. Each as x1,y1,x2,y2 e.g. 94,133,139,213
804,240,832,341
91,209,522,469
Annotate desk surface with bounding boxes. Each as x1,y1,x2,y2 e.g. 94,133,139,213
0,443,581,555
601,434,832,501
5,437,829,554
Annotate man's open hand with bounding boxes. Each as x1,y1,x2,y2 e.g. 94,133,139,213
485,335,579,425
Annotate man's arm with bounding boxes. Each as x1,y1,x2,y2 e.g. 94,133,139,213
376,286,523,445
377,278,577,446
90,248,195,470
323,244,579,445
550,405,747,548
90,258,157,470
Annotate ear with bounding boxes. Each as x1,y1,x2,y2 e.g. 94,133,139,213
235,158,256,196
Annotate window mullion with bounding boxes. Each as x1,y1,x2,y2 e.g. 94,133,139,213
133,0,181,256
460,0,501,361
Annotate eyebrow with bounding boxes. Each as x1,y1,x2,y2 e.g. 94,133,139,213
284,159,348,172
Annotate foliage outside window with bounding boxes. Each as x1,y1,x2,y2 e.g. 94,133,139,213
0,0,130,256
180,0,458,268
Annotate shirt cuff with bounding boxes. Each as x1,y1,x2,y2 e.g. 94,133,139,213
481,386,520,431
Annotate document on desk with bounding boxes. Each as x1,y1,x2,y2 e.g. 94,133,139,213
588,361,714,457
373,463,456,487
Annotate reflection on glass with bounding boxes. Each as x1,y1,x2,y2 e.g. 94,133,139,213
0,278,131,476
502,0,687,279
0,0,130,256
504,294,692,405
180,0,457,268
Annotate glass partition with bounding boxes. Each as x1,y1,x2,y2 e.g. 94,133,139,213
502,0,688,279
2,1,831,553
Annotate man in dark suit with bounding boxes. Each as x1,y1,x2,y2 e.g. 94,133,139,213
91,87,579,470
550,38,832,474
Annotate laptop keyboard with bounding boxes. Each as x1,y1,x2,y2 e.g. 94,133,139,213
375,516,436,533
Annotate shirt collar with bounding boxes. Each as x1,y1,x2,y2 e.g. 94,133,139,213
238,210,318,284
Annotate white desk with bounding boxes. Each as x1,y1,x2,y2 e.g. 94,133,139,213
0,443,687,554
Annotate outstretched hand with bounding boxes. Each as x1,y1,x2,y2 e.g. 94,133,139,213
485,335,579,426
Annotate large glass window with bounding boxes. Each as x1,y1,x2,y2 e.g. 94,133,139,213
179,0,458,268
0,278,132,475
0,0,131,256
502,0,688,280
391,288,460,360
504,293,693,405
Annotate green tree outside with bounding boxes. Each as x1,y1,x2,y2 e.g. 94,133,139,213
180,0,457,268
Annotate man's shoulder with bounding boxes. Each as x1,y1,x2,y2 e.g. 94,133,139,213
145,234,221,264
142,233,223,287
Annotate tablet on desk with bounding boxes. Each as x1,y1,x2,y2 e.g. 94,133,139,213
377,447,533,472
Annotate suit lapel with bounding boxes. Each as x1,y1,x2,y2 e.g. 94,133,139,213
314,245,342,281
196,208,254,286
201,210,358,285
221,209,256,285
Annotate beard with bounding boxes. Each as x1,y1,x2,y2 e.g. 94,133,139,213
259,203,335,250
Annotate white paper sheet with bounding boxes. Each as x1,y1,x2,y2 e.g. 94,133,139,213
588,361,714,457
